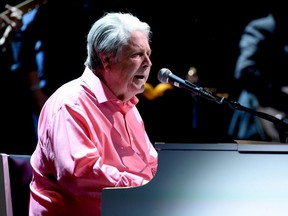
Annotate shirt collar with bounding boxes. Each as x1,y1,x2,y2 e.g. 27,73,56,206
81,67,139,110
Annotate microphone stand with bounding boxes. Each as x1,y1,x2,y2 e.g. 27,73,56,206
184,80,288,143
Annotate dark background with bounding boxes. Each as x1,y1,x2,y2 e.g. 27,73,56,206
1,0,271,144
131,0,270,143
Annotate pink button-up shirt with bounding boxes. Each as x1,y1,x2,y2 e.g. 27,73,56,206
29,67,158,216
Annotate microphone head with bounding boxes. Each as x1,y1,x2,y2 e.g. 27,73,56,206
158,68,172,83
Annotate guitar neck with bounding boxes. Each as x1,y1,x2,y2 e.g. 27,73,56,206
0,0,47,31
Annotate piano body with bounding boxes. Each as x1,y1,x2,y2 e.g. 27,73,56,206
102,142,288,216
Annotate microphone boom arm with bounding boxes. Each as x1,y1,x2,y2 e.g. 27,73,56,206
185,79,288,143
185,80,225,104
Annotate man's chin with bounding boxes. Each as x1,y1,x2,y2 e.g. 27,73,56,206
138,84,146,93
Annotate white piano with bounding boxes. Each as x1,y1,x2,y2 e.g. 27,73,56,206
102,142,288,216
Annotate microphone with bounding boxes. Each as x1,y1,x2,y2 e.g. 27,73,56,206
157,68,223,103
158,68,198,91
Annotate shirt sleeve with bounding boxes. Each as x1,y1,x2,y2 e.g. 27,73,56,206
43,102,156,197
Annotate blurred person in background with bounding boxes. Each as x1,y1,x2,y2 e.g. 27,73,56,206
1,0,97,154
228,0,288,142
0,3,38,154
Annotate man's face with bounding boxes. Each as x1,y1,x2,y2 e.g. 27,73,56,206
103,31,152,101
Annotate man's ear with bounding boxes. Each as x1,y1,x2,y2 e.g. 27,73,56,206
101,56,110,69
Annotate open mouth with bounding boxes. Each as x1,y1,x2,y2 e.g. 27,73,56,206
135,75,145,79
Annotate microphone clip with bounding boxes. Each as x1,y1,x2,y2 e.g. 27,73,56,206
184,80,225,104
